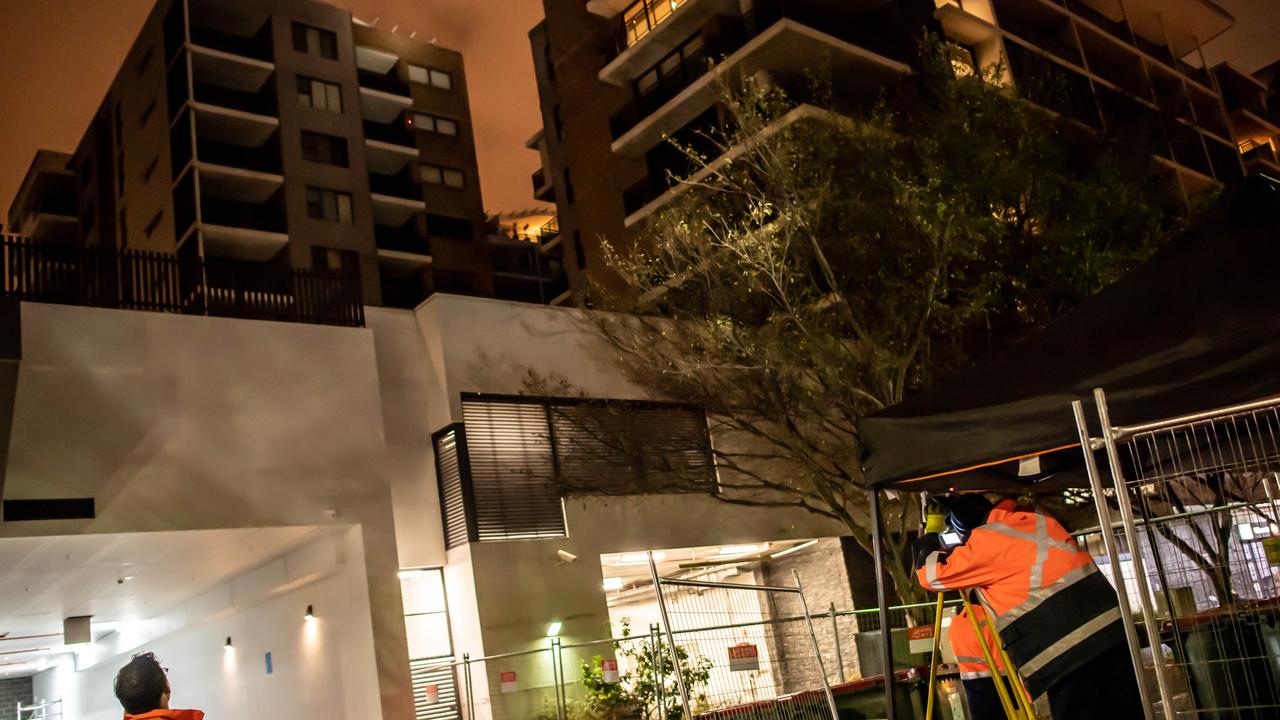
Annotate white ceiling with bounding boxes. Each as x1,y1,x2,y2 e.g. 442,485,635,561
0,526,330,673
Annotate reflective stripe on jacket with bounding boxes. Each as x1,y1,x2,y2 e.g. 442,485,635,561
950,604,1004,681
915,500,1124,696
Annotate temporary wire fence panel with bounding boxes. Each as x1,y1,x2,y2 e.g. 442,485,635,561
1097,394,1280,719
655,574,837,720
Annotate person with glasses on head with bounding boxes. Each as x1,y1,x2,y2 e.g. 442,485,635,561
113,652,205,720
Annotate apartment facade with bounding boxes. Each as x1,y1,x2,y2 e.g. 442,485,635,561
528,0,1246,301
7,0,508,310
1214,60,1280,177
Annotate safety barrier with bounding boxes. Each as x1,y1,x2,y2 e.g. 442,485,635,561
1075,389,1280,720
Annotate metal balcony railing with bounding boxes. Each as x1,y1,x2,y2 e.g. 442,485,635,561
0,234,363,327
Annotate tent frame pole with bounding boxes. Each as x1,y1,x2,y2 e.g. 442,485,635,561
1072,400,1155,720
870,488,897,719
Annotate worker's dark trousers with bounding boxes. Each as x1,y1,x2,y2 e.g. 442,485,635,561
1046,642,1146,719
961,676,1004,720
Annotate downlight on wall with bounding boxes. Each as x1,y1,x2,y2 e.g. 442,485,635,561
304,605,316,622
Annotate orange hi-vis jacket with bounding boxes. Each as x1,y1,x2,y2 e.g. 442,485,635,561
917,500,1125,696
951,603,1004,680
124,711,205,720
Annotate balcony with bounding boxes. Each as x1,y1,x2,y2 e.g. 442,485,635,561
364,119,419,174
369,171,421,202
600,0,739,86
358,84,413,124
370,186,426,227
609,18,910,157
192,79,278,118
531,168,554,202
0,235,363,327
196,186,288,262
189,44,274,95
1242,141,1280,174
933,2,999,47
1064,0,1130,43
993,0,1082,67
191,103,279,150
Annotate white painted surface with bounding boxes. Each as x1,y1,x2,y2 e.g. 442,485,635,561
31,527,381,720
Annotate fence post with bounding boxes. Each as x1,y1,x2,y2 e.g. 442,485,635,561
462,653,473,720
550,638,566,720
649,623,664,719
649,551,693,719
794,571,841,720
1093,388,1178,719
869,488,897,720
830,601,846,683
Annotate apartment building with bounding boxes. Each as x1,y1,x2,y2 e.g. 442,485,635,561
1214,59,1280,177
528,0,1245,301
6,0,506,310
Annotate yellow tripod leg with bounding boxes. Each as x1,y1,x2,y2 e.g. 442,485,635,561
962,593,1020,720
993,631,1035,719
925,592,946,720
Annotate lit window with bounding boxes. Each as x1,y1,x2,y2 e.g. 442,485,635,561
421,163,465,188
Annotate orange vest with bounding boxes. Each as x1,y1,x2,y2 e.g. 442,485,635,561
916,500,1124,695
124,710,205,720
950,604,1004,680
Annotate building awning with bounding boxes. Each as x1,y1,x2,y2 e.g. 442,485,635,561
861,177,1280,491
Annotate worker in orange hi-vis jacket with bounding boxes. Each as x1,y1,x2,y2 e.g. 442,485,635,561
913,495,1145,720
949,599,1006,720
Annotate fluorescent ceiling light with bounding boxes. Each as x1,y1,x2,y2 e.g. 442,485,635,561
617,552,665,564
546,621,563,637
718,544,765,556
602,577,624,591
770,540,819,559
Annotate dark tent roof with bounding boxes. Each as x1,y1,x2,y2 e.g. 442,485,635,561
862,177,1280,490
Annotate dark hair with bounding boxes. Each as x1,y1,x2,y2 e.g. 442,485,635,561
114,652,167,715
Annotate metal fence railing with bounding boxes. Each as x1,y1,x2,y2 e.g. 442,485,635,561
1076,389,1280,720
0,234,365,327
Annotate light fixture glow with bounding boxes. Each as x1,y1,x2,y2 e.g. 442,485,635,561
225,636,233,651
602,577,625,591
546,621,562,637
305,605,316,622
718,544,764,556
617,551,664,564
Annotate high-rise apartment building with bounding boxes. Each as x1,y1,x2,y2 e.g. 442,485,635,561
528,0,1247,301
6,0,525,310
1214,59,1280,177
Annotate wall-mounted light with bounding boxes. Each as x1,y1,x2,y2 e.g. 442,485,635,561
602,577,624,591
305,605,316,622
225,637,233,651
545,621,562,638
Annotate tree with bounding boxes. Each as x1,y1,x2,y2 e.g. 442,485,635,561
578,620,713,720
575,37,1195,607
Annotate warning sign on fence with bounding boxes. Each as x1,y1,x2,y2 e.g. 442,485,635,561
424,684,439,704
728,643,760,672
907,625,936,654
500,671,518,693
602,659,620,683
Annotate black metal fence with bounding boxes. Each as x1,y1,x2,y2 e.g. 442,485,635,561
0,234,364,327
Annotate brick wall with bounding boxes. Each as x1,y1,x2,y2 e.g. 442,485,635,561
0,677,34,720
760,538,860,690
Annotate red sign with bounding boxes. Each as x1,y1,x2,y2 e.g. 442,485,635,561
500,671,518,693
727,643,760,672
907,625,936,654
602,659,620,683
424,684,440,704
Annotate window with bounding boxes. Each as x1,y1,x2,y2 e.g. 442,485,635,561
297,76,342,113
300,130,349,167
635,33,705,100
292,22,337,59
434,397,713,546
563,167,575,204
305,187,353,223
420,163,465,188
552,105,563,141
411,112,458,136
311,246,357,273
408,64,452,90
139,99,157,126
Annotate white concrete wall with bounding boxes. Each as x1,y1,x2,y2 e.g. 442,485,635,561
32,528,380,720
5,302,414,719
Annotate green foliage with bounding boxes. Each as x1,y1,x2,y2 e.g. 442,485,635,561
585,35,1197,605
578,619,713,720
